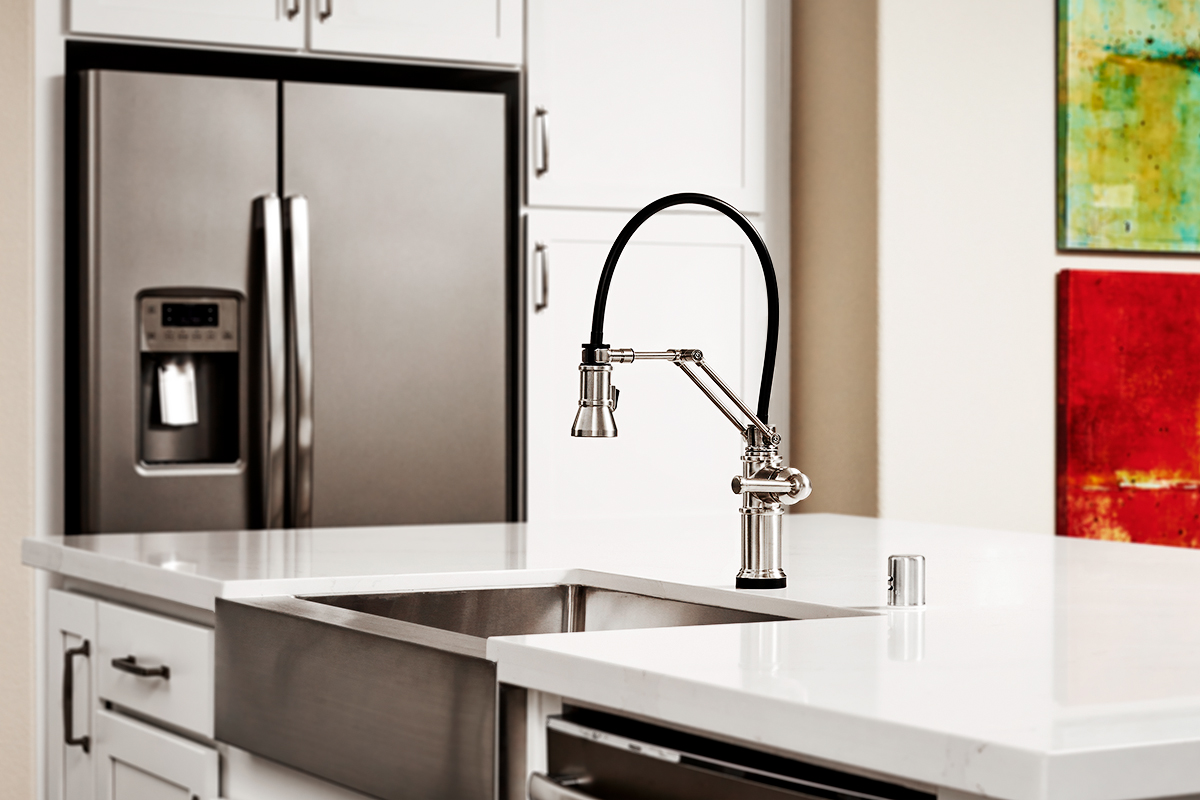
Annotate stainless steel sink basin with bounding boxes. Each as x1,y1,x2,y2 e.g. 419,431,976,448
216,579,861,800
308,583,788,637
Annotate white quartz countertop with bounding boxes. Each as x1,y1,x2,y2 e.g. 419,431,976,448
24,513,1200,800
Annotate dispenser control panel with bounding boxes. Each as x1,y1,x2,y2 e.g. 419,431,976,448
140,296,239,353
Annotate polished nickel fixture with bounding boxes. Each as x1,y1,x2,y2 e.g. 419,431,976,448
570,193,811,589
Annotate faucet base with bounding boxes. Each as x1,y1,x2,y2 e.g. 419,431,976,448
735,576,787,590
738,484,786,589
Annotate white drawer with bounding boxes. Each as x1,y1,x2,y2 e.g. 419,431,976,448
97,601,214,737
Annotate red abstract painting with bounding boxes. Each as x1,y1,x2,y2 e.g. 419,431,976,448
1058,269,1200,547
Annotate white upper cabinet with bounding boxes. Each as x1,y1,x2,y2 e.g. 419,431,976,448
67,0,522,65
526,209,753,523
308,0,522,65
526,0,768,212
69,0,306,50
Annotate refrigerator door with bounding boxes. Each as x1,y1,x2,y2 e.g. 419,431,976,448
81,71,277,533
283,82,509,527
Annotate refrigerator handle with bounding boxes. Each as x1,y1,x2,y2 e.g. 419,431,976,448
285,196,315,528
257,195,287,529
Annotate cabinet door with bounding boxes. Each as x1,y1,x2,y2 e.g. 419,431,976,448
95,711,218,800
526,0,769,212
69,0,305,50
48,591,97,800
526,210,752,523
308,0,521,66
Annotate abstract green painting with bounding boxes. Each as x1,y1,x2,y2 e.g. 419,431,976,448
1059,0,1200,252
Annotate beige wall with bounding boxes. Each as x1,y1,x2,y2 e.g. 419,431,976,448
790,1,879,516
0,0,37,797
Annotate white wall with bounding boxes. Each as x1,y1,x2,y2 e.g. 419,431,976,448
877,0,1200,534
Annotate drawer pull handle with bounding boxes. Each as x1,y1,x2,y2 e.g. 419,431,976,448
112,655,170,680
534,242,550,313
534,107,550,177
63,640,91,753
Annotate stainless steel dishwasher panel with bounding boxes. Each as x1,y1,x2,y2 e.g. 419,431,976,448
215,597,497,800
540,711,935,800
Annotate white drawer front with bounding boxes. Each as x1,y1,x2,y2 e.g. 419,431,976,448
97,602,214,737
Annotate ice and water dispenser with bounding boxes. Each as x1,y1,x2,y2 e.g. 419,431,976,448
138,293,241,464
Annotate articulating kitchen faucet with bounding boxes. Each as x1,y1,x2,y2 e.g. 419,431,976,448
570,193,812,589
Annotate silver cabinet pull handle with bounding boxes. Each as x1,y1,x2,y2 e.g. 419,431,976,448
534,242,549,313
285,0,301,19
256,195,287,529
284,196,314,528
529,773,594,800
63,640,90,753
534,107,550,177
111,655,170,680
318,0,333,21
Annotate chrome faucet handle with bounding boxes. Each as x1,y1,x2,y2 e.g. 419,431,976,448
732,466,811,505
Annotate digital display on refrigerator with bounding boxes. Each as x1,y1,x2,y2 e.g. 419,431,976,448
161,303,219,327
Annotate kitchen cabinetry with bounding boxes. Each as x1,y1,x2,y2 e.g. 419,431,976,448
67,0,521,65
526,210,761,523
526,0,770,212
46,590,218,800
68,0,305,50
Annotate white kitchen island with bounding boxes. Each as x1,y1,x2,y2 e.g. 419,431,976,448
25,513,1200,800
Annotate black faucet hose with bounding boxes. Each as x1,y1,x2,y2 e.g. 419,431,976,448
586,192,780,425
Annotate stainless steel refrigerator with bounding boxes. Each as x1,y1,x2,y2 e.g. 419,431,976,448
75,67,515,533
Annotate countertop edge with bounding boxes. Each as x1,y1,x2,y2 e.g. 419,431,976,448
491,634,1046,800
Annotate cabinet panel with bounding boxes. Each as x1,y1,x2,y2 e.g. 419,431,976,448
223,744,383,800
111,762,189,800
95,711,218,800
308,0,522,65
526,210,749,523
526,0,768,212
97,603,215,738
69,0,305,49
48,591,97,800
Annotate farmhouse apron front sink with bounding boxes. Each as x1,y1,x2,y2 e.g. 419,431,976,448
215,580,856,800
